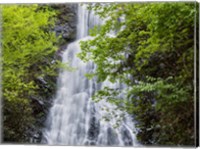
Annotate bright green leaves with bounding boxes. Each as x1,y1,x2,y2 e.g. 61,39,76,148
132,3,195,71
2,4,57,98
2,4,58,142
2,5,57,68
127,76,190,111
79,2,196,145
93,86,121,102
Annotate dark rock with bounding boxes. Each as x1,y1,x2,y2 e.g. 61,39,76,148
87,105,100,142
52,4,78,45
36,76,47,85
84,140,96,146
87,116,99,140
27,4,77,144
107,127,119,145
121,127,133,146
29,130,43,143
30,95,45,109
89,141,96,145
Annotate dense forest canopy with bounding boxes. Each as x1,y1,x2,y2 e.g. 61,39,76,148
78,2,197,145
0,2,198,146
1,4,60,142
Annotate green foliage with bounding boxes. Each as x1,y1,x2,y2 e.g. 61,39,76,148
79,2,196,145
1,4,58,142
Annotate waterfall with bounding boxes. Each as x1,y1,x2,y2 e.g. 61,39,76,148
42,4,139,146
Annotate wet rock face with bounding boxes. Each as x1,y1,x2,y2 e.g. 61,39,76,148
87,116,100,142
29,76,56,144
121,127,133,146
52,4,78,45
87,104,100,144
28,4,78,144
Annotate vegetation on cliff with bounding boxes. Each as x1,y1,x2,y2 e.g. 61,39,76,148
2,4,60,142
78,2,197,145
1,2,197,146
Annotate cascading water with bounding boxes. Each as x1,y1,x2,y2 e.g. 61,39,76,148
43,4,139,146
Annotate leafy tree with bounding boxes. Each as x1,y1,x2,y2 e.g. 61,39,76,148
78,2,196,145
1,4,58,142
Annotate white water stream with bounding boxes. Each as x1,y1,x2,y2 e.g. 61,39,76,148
43,4,139,146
